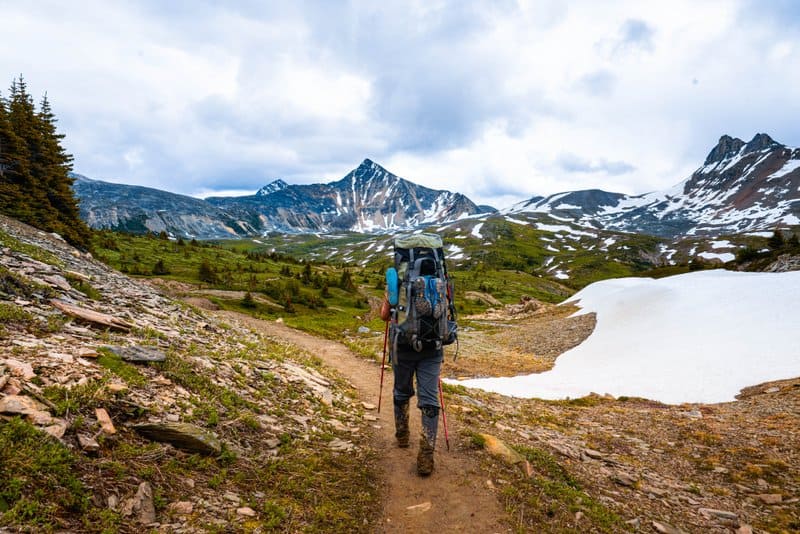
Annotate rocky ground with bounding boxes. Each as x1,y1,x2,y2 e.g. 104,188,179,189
0,214,380,532
438,299,800,533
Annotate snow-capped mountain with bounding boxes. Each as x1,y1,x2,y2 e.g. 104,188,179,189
205,159,485,233
256,179,288,196
72,160,486,237
508,133,800,237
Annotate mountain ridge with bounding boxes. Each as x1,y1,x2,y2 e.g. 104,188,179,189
72,133,800,239
509,133,800,237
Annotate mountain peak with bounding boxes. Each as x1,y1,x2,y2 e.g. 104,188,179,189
256,179,288,196
743,132,780,155
355,158,385,174
704,135,746,165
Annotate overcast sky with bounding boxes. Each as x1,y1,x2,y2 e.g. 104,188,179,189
2,1,799,208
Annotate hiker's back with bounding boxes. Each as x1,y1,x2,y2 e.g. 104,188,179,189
389,233,457,352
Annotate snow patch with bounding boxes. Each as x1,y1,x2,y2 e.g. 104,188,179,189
450,270,800,404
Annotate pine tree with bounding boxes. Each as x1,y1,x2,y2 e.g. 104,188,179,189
0,94,26,214
0,77,91,249
36,93,91,249
7,76,55,227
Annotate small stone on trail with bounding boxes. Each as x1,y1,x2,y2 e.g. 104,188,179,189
652,520,687,534
361,402,376,410
478,433,525,465
107,382,128,394
169,501,193,515
105,345,166,363
0,394,47,415
736,525,754,534
328,438,355,452
43,419,68,439
406,502,431,515
134,422,222,455
121,482,156,525
78,433,100,452
612,472,637,488
3,358,35,380
237,507,257,517
765,386,780,393
95,408,117,434
756,493,782,504
698,507,738,523
78,348,99,358
583,448,604,460
265,438,281,449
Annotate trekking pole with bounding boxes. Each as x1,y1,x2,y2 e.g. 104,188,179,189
377,321,389,413
438,378,450,451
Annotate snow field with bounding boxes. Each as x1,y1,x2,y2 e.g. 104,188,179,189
451,270,800,404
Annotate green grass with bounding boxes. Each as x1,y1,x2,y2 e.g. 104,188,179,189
0,229,63,267
501,444,624,533
96,348,148,386
0,417,90,530
0,302,34,323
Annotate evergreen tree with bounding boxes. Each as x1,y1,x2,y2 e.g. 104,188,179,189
787,233,799,248
35,93,91,249
7,76,56,227
0,95,27,214
0,77,91,249
198,259,217,284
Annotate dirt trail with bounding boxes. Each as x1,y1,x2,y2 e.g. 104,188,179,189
216,311,509,533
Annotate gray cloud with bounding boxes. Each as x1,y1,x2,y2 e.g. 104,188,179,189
575,70,616,97
557,153,636,176
617,19,655,52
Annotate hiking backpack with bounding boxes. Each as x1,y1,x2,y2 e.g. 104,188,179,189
386,233,457,353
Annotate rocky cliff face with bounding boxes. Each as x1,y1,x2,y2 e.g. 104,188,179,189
72,175,254,238
509,133,800,237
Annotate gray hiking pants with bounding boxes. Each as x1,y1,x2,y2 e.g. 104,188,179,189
392,346,443,409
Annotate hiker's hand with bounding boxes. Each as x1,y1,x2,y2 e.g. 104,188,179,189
380,297,391,322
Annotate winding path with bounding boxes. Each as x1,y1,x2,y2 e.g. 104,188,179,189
217,311,509,533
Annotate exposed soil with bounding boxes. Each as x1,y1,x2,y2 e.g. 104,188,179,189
446,302,597,379
215,311,511,533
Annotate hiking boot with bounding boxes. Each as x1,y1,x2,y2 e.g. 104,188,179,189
417,405,439,476
394,401,410,448
417,435,435,475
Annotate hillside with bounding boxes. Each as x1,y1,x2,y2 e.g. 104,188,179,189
73,175,253,239
0,214,380,531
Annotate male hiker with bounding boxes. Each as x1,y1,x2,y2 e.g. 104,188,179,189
380,294,443,475
380,233,457,476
